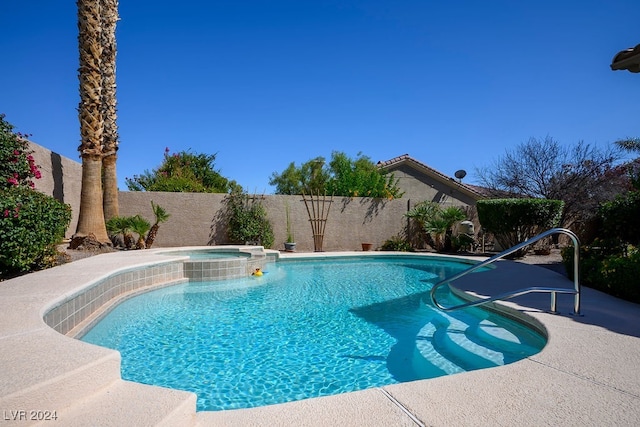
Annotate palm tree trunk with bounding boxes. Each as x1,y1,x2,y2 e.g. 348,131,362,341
100,0,119,221
145,224,159,248
74,0,110,243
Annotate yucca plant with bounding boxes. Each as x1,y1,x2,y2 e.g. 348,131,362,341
145,201,170,248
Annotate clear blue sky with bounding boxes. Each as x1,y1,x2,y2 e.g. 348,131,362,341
2,0,639,193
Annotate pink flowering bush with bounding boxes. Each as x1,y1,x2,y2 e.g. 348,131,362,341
0,115,71,277
0,114,42,190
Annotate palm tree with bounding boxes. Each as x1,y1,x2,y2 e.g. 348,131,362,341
74,0,110,244
100,0,120,221
615,137,640,153
439,206,467,251
129,215,151,249
145,201,170,248
106,216,134,248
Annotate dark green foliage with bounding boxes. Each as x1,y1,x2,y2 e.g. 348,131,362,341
269,151,404,199
599,191,640,246
562,243,640,303
0,187,71,276
106,215,135,248
405,201,466,252
225,188,274,248
475,136,621,233
126,149,240,193
380,236,413,252
477,198,564,257
106,202,169,249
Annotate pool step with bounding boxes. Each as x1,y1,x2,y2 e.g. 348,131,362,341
414,321,465,376
432,319,505,370
413,310,507,373
55,380,197,426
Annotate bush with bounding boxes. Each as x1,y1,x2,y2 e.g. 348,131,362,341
0,187,71,276
405,202,466,252
599,191,640,246
126,149,240,193
562,243,640,303
380,236,413,252
225,189,274,248
477,198,564,257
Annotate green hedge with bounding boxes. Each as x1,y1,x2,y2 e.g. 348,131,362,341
0,187,71,276
563,243,640,303
599,191,640,246
477,198,564,256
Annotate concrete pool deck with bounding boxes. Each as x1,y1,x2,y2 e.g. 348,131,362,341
1,249,639,426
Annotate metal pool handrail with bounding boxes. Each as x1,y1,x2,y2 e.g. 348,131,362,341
430,228,581,315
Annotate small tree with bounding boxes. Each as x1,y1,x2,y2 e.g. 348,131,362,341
477,198,564,258
475,136,621,234
225,188,274,248
145,201,170,248
129,215,151,249
126,148,240,193
270,151,403,199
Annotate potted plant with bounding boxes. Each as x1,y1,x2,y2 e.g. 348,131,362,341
284,202,296,252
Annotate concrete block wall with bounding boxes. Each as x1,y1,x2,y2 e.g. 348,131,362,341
27,142,476,250
29,142,82,238
119,192,417,252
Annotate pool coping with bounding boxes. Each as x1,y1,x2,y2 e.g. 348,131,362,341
1,248,639,426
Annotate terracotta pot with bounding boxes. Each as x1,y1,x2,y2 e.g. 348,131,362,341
361,243,373,251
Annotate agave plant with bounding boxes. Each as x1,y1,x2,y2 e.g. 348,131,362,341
145,201,170,249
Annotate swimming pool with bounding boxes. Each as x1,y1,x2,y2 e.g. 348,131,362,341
158,249,252,259
81,256,545,411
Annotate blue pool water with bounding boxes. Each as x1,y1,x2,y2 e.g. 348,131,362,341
81,256,545,411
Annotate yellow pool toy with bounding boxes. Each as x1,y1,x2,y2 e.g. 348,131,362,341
252,268,263,277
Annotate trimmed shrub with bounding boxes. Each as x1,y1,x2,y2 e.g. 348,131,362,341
0,187,71,276
599,191,640,246
562,243,640,303
477,198,564,257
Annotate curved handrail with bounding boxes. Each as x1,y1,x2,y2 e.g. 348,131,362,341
430,228,581,315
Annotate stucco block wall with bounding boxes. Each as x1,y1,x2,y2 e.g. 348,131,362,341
118,192,414,252
391,164,477,206
29,142,82,238
27,143,479,248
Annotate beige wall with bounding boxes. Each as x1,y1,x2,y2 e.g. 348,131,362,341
29,142,82,238
28,143,477,249
390,164,478,207
119,192,416,251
